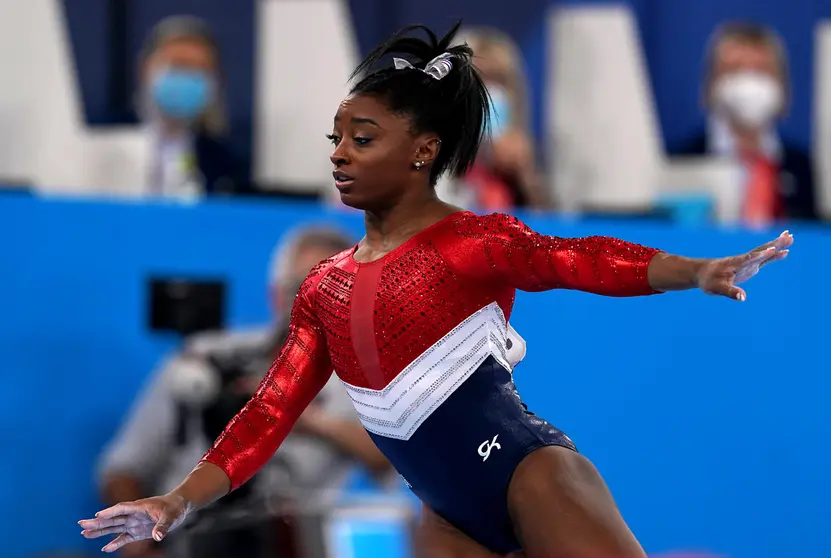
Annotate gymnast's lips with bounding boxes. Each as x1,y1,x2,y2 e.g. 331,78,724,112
333,171,354,190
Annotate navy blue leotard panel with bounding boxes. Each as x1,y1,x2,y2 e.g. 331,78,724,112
368,356,577,555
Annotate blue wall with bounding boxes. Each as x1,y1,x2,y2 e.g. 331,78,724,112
0,196,827,558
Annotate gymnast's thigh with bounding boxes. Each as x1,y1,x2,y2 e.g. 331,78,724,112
507,445,647,558
415,504,503,558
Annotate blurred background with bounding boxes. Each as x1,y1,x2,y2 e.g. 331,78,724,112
1,0,828,557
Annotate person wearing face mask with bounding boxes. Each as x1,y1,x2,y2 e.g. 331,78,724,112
670,21,817,226
137,16,248,198
451,27,549,211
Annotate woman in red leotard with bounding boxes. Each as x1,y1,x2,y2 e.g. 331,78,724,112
80,22,792,558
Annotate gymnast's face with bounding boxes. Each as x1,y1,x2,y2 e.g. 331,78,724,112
328,93,438,210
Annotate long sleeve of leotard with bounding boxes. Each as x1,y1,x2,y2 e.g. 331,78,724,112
454,213,661,296
201,276,333,491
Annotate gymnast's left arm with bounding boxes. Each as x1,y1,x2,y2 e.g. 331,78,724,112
456,213,792,300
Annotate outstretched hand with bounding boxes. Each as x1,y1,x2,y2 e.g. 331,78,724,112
696,230,793,301
78,494,189,552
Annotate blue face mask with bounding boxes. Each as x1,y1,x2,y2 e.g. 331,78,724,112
488,86,512,140
151,68,212,120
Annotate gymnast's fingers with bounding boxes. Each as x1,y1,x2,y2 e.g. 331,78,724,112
94,502,143,520
761,250,789,267
737,247,775,268
78,515,128,530
81,525,129,539
101,533,137,553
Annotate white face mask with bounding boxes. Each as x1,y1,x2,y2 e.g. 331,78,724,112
713,71,783,128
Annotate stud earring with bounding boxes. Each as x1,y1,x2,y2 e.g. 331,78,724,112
415,161,423,169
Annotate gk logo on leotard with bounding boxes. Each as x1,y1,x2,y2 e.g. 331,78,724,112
478,435,501,462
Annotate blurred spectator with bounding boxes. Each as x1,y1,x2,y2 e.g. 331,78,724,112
671,21,817,226
453,26,549,211
137,16,248,198
97,226,391,558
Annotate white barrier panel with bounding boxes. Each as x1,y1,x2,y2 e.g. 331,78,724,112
547,5,663,212
254,0,360,193
662,156,744,224
813,21,831,219
84,128,152,198
0,0,89,191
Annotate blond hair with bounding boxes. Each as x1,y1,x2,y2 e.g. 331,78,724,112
459,26,531,135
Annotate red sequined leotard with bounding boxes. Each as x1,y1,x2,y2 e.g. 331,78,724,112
202,211,660,490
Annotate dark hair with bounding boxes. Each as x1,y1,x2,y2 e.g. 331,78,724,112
349,21,491,185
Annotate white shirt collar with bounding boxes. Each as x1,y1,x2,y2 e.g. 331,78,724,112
146,122,201,197
707,116,781,160
148,122,193,151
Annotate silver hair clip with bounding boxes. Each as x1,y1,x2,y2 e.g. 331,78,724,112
393,52,455,81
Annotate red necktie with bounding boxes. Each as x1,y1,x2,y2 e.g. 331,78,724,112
742,152,778,227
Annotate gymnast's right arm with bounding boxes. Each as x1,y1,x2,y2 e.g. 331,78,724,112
79,277,334,552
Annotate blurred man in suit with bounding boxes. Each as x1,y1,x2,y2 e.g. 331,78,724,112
671,21,817,226
137,15,248,198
